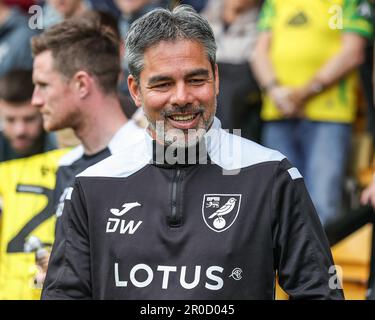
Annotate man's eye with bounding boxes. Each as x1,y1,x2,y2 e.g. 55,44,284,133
5,118,15,124
25,116,38,123
37,83,47,89
154,83,172,89
189,78,205,85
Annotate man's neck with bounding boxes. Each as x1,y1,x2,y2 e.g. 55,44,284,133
0,6,11,25
74,96,128,155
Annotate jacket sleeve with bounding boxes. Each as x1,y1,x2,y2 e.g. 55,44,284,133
271,159,344,300
42,179,92,299
257,0,276,32
343,0,373,39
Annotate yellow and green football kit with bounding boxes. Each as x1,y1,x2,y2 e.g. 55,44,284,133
258,0,373,123
0,149,68,299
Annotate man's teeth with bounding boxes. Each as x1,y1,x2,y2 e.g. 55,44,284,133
170,114,196,121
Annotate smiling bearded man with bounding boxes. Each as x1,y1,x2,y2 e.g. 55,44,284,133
42,5,344,300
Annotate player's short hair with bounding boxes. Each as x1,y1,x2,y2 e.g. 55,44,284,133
81,10,121,43
125,5,217,83
0,70,34,104
31,15,120,95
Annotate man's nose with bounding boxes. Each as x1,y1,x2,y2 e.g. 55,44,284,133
14,121,27,136
170,82,193,106
31,87,43,107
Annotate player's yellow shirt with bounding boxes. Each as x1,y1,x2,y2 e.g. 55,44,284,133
258,0,373,123
0,149,68,300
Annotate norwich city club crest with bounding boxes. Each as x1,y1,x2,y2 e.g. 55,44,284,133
202,194,241,233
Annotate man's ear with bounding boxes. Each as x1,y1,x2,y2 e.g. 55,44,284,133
73,71,91,99
214,63,220,96
128,74,142,108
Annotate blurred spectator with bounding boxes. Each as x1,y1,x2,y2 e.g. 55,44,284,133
362,43,375,140
202,0,262,141
0,0,38,75
0,70,56,162
360,0,375,140
252,0,373,226
203,0,259,65
43,0,91,28
114,0,165,95
361,176,375,208
48,0,89,17
361,0,375,208
44,0,123,23
172,0,207,12
89,0,121,17
0,148,66,300
4,0,37,12
115,0,163,45
0,69,66,299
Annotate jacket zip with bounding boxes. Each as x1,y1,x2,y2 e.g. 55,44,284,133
169,168,184,227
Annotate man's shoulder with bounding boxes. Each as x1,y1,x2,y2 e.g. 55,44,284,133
209,128,286,171
210,130,303,185
108,119,145,153
58,122,145,181
58,120,144,167
77,140,149,180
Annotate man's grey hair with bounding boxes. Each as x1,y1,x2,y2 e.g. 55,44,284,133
125,5,217,83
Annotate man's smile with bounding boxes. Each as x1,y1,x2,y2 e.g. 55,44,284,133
166,112,202,130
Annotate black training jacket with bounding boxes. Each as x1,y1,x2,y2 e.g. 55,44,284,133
42,118,344,300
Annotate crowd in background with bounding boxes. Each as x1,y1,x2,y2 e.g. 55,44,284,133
0,0,374,299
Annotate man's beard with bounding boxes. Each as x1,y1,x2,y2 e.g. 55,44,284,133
145,103,216,149
10,132,44,156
